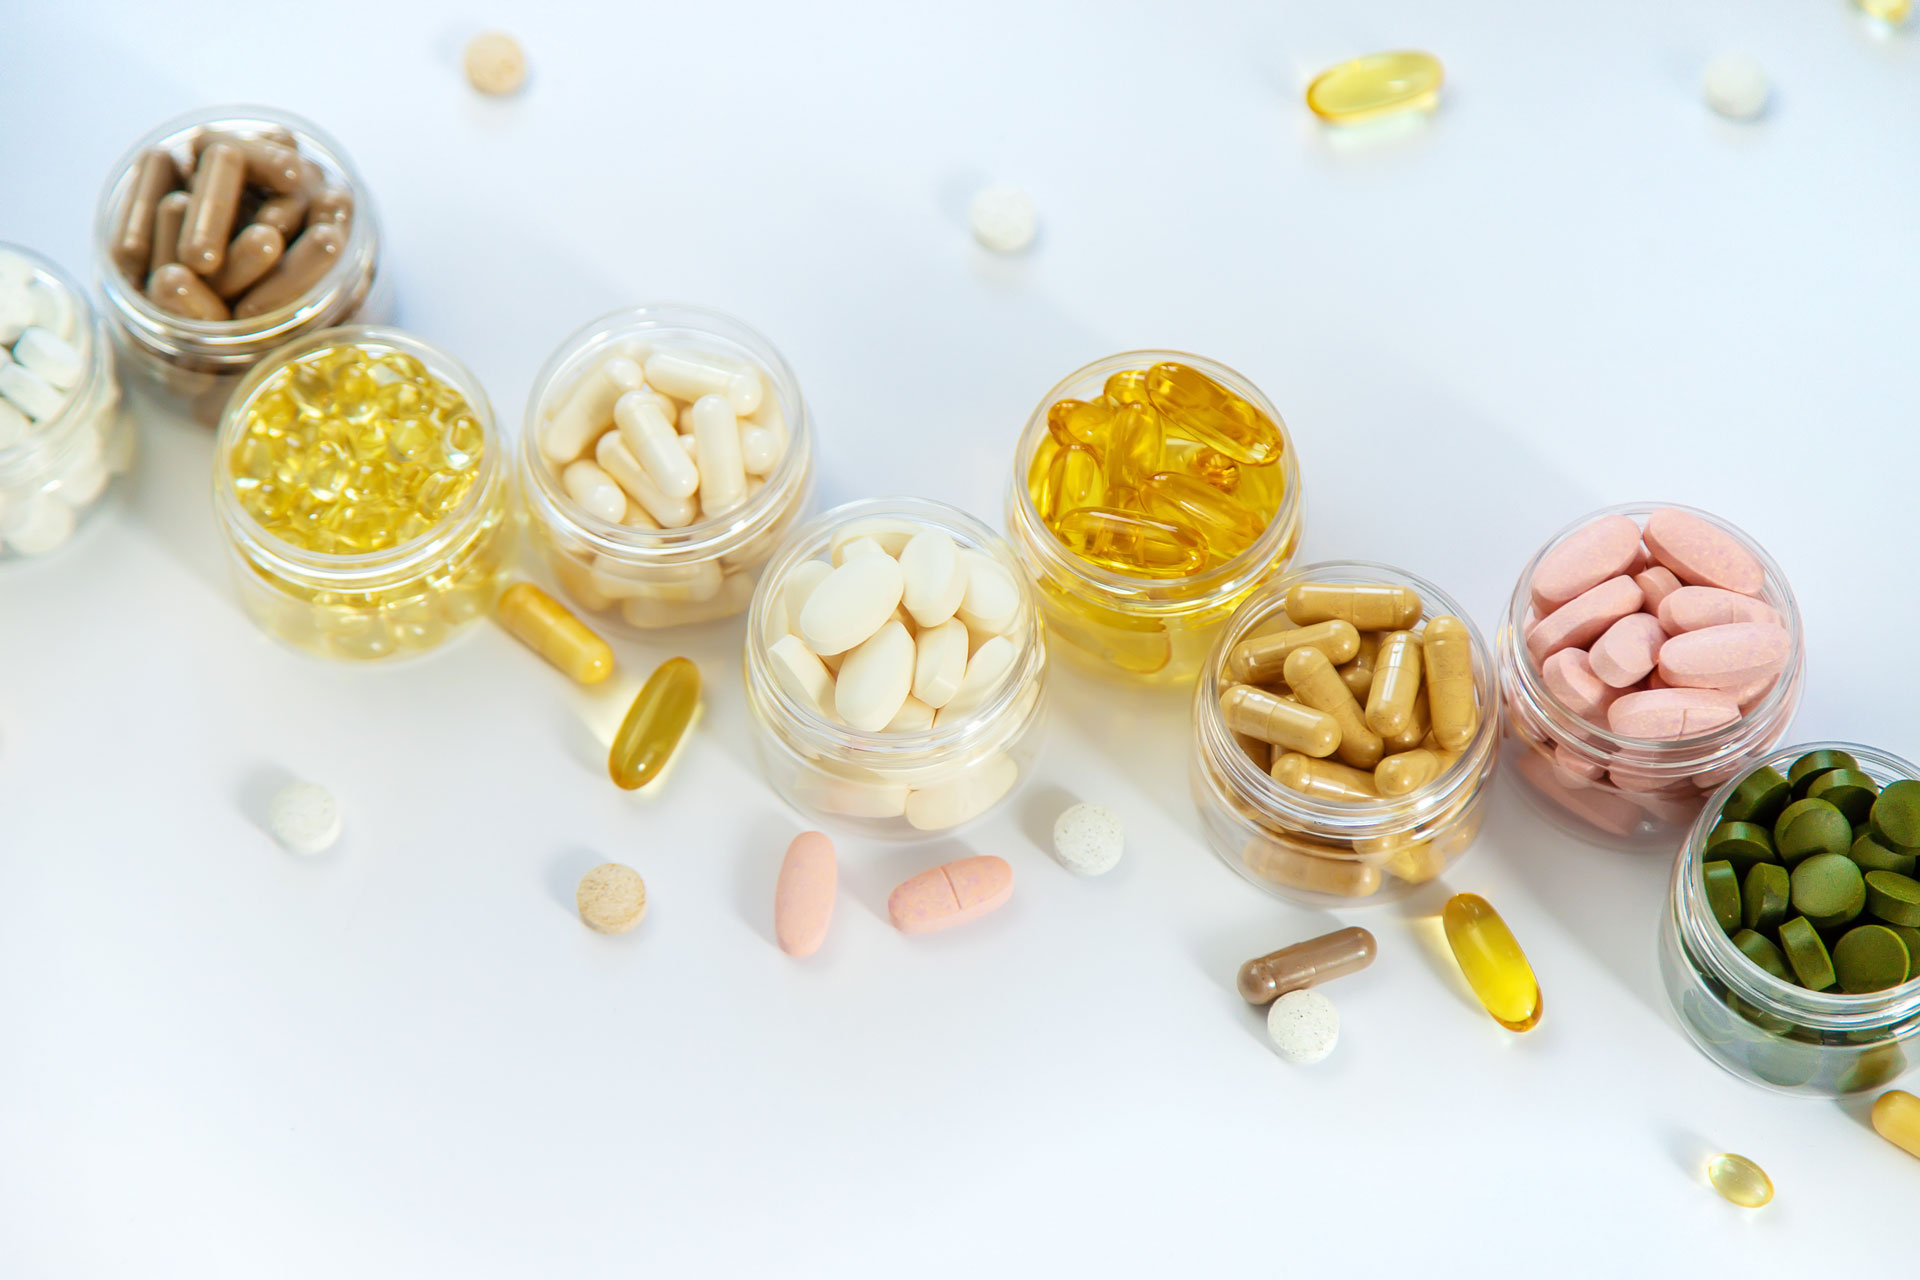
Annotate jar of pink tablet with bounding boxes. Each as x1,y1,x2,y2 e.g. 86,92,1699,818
1497,503,1804,847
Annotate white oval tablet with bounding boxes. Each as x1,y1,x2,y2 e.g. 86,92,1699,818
797,553,904,656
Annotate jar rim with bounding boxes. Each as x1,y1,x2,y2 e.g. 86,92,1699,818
744,497,1046,761
517,303,813,562
0,245,113,486
210,324,502,585
93,104,380,354
1005,349,1304,615
1500,501,1804,764
1195,558,1498,837
1672,741,1920,1028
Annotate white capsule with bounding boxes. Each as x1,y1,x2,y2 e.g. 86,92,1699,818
1052,803,1125,875
27,278,77,342
0,286,30,347
1704,53,1769,121
12,328,83,390
768,557,835,644
595,433,696,527
970,184,1037,253
0,490,73,555
542,354,642,464
613,391,699,498
644,348,762,415
883,695,935,733
746,375,788,451
955,549,1021,636
898,529,964,628
267,781,343,855
834,618,915,731
740,423,780,476
0,399,27,449
561,459,626,523
1266,988,1339,1065
691,394,749,517
933,634,1016,726
904,754,1018,830
912,617,970,708
769,633,836,718
0,360,66,421
797,552,904,656
680,431,700,459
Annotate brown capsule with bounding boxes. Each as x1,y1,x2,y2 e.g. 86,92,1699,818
234,221,345,319
111,148,181,280
254,191,310,239
1237,926,1377,1004
147,191,191,279
1283,645,1383,770
208,224,286,298
1425,615,1479,751
1338,630,1380,700
145,263,230,321
1376,747,1452,797
1226,619,1360,684
307,186,355,227
1220,683,1341,758
189,126,297,164
1243,840,1381,898
1364,630,1424,738
178,142,248,276
1271,751,1379,802
1285,581,1423,631
1382,690,1430,753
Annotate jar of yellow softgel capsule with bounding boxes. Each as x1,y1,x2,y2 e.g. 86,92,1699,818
1005,351,1303,683
212,326,511,660
1190,563,1497,906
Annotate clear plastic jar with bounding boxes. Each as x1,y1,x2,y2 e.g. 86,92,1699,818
0,246,134,557
1005,351,1304,683
1659,742,1920,1096
744,498,1047,838
519,305,813,630
1499,503,1804,846
1190,561,1498,905
212,326,510,661
94,105,387,425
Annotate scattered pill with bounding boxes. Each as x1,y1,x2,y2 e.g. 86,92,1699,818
495,582,613,684
267,781,342,854
1706,1153,1773,1208
1051,803,1124,875
1703,54,1770,122
887,855,1013,934
576,862,647,934
1237,926,1376,1005
464,32,528,95
774,831,837,957
1266,988,1339,1063
1305,51,1444,125
1442,893,1542,1031
608,656,701,790
969,184,1036,253
1871,1090,1920,1161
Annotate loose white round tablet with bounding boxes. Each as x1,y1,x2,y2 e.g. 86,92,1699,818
1267,988,1339,1064
464,31,528,96
1052,803,1124,875
1703,53,1769,121
268,781,342,855
970,184,1037,254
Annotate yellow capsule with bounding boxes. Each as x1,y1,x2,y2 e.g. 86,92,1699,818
1026,434,1062,517
1144,362,1284,466
1102,403,1164,490
496,582,614,685
1046,397,1113,448
609,656,701,790
1102,368,1151,406
1047,443,1106,517
1424,615,1479,751
1220,684,1341,758
1244,839,1382,898
1338,631,1380,700
1375,747,1451,797
1191,447,1240,493
1141,470,1264,557
1305,51,1444,125
1284,581,1423,631
1271,752,1379,802
1382,690,1430,753
1054,507,1207,578
1227,619,1360,684
1705,1154,1773,1209
1442,892,1542,1032
1364,630,1423,738
1871,1090,1920,1160
1283,646,1383,770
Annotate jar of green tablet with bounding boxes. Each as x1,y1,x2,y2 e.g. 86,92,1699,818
1659,741,1920,1096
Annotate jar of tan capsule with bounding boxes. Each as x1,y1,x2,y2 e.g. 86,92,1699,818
93,104,387,425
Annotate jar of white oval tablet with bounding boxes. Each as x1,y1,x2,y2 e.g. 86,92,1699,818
519,305,815,631
743,498,1049,839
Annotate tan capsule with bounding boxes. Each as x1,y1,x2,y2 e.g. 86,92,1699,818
254,191,310,239
307,186,355,227
147,190,190,279
1425,615,1479,751
189,126,297,163
234,138,309,194
1236,926,1377,1004
1383,690,1430,753
1284,581,1423,631
234,221,345,319
1283,645,1383,769
1220,683,1341,758
208,223,285,298
495,582,614,685
1376,747,1453,797
178,142,248,276
1365,630,1423,737
1226,619,1360,683
145,263,230,320
111,148,181,281
1338,630,1379,699
1385,839,1448,884
1244,839,1381,897
1271,752,1379,802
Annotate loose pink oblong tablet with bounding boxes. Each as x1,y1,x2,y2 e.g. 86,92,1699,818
1588,612,1667,688
1655,622,1789,691
1527,575,1645,666
1643,508,1764,596
1541,648,1622,723
1607,688,1741,739
775,831,838,957
888,855,1013,935
1530,515,1643,613
1633,566,1683,613
1656,586,1781,634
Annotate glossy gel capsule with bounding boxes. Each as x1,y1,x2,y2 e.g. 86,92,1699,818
609,656,701,790
1442,892,1542,1031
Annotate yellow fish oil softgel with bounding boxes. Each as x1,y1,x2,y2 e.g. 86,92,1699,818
1442,892,1542,1031
609,656,701,790
1305,52,1444,126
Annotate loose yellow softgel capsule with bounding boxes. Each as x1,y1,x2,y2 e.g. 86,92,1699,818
1871,1089,1920,1161
230,343,484,555
609,656,701,790
495,582,614,685
1705,1153,1774,1209
1441,892,1542,1031
1306,51,1444,125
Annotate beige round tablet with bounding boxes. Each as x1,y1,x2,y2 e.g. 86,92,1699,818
464,31,528,96
576,863,647,934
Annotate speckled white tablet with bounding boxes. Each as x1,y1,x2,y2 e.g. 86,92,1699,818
1267,988,1339,1064
1052,803,1124,875
1703,54,1769,121
970,184,1037,253
268,781,342,855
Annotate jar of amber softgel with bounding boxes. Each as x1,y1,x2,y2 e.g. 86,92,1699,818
1005,352,1302,683
212,326,511,661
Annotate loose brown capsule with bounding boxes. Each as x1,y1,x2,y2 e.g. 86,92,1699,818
208,223,285,298
111,148,181,280
1220,683,1341,758
178,141,248,276
146,263,230,320
234,221,345,319
1237,925,1377,1004
147,190,190,278
1425,615,1479,751
1283,645,1383,770
1227,619,1360,683
1284,581,1422,631
1365,629,1423,738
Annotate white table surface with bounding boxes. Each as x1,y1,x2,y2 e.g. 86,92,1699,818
5,2,1919,1274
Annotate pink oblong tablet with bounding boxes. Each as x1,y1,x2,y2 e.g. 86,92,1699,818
1530,515,1643,614
1607,687,1740,739
888,855,1012,935
775,831,838,957
1633,566,1682,613
1656,586,1781,634
1588,612,1667,688
1541,648,1622,723
1527,575,1645,666
1655,622,1789,691
1643,508,1764,596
